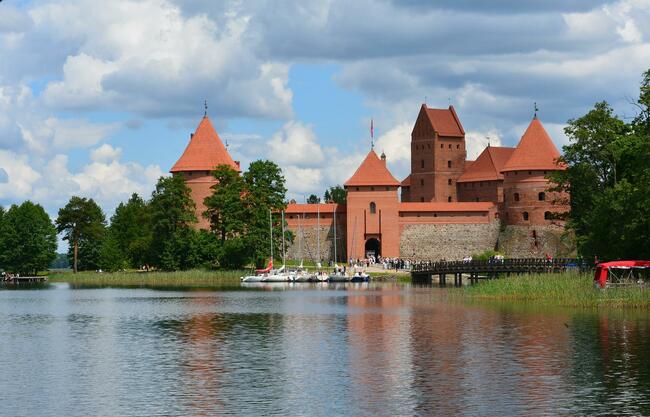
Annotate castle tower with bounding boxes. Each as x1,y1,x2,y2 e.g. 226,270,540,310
407,104,466,203
344,149,400,260
501,117,567,226
170,115,240,229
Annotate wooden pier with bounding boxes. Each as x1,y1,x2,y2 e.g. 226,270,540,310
2,276,48,285
411,258,588,286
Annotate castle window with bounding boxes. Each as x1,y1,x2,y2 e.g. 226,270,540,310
370,202,376,214
434,213,437,217
421,160,425,169
188,172,193,176
420,197,425,202
385,187,389,191
356,187,360,191
514,193,520,202
447,160,452,168
528,171,532,175
440,144,443,149
448,144,452,149
448,179,452,185
456,145,460,149
544,211,552,220
523,211,529,221
538,192,545,201
448,196,452,202
371,186,375,191
476,197,479,202
420,179,424,186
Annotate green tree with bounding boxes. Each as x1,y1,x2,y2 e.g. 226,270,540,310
203,165,246,243
242,160,289,266
306,194,320,204
110,193,152,268
149,174,198,270
0,201,57,275
550,69,650,260
55,197,106,272
98,230,128,272
323,185,347,204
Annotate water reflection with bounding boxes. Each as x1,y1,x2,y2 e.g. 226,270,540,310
1,284,650,416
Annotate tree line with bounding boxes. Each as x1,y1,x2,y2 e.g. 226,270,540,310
550,69,650,261
0,159,291,274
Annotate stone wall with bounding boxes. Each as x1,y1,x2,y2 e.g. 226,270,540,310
399,221,501,260
286,224,347,264
497,225,576,258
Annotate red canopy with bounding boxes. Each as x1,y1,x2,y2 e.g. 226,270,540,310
594,260,650,288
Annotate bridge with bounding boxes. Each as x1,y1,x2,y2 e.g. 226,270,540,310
411,258,589,286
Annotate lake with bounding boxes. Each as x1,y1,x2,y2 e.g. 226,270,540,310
1,282,650,416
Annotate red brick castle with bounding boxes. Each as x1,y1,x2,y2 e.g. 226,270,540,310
172,105,571,261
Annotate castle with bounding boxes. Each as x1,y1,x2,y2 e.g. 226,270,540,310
171,104,572,261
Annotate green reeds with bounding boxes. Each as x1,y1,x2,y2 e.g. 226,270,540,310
48,269,245,289
464,272,650,308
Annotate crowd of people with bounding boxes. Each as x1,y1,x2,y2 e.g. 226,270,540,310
347,256,412,271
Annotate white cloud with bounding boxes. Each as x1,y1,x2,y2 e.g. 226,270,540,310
268,121,325,167
465,130,503,160
90,144,122,162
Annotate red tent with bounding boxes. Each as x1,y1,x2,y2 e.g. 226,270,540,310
594,260,650,288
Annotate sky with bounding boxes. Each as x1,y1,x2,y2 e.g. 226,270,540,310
1,0,649,227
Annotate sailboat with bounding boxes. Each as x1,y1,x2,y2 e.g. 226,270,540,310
241,210,288,282
261,210,293,282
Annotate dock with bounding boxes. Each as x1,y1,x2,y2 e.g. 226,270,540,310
2,276,48,285
411,258,589,286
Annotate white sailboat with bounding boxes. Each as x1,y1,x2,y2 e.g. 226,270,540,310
261,210,293,282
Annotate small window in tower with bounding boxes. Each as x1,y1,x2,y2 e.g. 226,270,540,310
356,187,360,191
448,144,452,149
188,172,193,176
447,160,452,168
544,211,552,220
448,179,452,185
420,179,424,186
528,171,532,175
371,187,375,191
456,145,460,149
523,211,529,221
370,202,376,214
514,192,520,202
538,192,545,201
420,197,425,202
448,196,452,202
440,144,444,149
385,187,389,191
476,197,479,202
434,213,437,217
427,144,431,149
421,160,425,169
514,172,518,176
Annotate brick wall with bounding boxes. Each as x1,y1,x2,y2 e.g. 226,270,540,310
399,221,501,260
285,223,347,264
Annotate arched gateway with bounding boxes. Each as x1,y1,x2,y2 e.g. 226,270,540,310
365,238,381,258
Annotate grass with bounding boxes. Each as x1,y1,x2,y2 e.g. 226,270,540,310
462,272,650,308
48,269,246,289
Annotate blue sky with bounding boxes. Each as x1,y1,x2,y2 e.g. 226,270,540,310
0,0,649,227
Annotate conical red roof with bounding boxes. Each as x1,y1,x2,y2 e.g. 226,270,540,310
501,118,564,172
457,146,514,182
170,116,239,172
344,149,400,187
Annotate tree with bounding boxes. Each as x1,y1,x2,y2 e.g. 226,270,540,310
110,193,152,268
149,174,198,270
550,69,650,261
98,230,128,272
0,201,57,275
306,194,320,204
56,197,106,272
242,160,289,266
324,185,347,204
203,165,246,243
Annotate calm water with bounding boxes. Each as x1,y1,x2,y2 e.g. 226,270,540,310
2,283,650,416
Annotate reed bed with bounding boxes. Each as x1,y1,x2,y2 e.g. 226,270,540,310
464,272,650,308
49,269,245,288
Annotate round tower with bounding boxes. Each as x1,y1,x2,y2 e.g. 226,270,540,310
501,117,567,226
170,115,240,229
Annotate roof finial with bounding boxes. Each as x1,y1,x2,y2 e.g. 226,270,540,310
370,117,374,150
533,102,538,119
381,150,386,161
204,100,208,118
448,97,451,107
225,138,229,149
424,95,427,105
487,135,491,148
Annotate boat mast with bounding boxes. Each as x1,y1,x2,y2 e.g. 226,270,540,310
299,213,303,264
281,210,286,267
317,203,320,267
269,209,273,262
333,205,337,264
